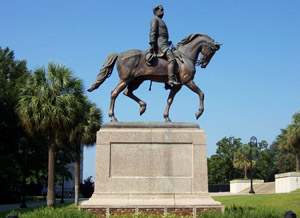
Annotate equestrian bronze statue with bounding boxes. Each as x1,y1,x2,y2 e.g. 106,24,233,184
88,33,221,122
88,5,220,122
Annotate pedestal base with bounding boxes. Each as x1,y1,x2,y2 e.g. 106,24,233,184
80,122,223,217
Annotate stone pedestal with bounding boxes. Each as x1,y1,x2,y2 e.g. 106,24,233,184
80,122,223,217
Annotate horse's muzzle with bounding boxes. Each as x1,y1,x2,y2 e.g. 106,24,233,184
201,62,208,68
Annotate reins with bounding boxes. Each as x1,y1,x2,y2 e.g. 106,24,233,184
173,47,202,67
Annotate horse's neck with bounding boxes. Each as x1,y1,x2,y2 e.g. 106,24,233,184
178,38,203,62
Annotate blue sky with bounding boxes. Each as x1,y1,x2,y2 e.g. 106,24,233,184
1,1,300,179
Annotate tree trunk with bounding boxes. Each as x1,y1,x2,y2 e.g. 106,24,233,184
244,166,248,179
75,142,81,207
47,129,56,207
296,151,299,171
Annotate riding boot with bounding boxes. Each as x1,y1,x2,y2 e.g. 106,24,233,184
167,59,180,86
166,50,180,86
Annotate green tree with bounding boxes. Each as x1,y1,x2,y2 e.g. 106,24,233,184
272,129,296,173
69,98,102,206
276,111,300,171
253,140,277,182
17,62,83,207
208,136,243,184
233,144,255,179
79,176,94,198
286,112,300,170
0,47,30,203
208,155,226,184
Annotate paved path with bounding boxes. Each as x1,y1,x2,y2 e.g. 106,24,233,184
210,192,248,196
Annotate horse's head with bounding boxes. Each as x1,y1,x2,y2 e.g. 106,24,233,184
176,34,221,68
198,42,221,68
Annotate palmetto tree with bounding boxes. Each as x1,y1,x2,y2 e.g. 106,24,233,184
286,112,300,171
69,98,102,207
233,144,256,179
17,62,83,207
277,112,300,171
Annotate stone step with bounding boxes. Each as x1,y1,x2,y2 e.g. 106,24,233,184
239,182,275,194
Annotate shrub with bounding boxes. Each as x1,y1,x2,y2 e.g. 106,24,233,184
80,176,94,198
16,207,97,218
200,205,283,218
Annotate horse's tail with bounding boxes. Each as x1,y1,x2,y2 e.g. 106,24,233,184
87,53,118,92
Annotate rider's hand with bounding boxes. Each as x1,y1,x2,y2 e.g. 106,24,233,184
149,43,156,53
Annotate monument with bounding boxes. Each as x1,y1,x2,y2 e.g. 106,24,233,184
81,5,222,217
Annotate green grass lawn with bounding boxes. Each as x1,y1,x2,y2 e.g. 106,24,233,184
212,190,300,216
1,191,299,217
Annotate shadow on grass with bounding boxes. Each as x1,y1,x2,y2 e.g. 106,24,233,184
0,202,75,218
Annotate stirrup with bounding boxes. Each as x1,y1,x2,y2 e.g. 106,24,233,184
168,80,180,86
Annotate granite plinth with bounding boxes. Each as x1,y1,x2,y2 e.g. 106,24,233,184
80,122,223,217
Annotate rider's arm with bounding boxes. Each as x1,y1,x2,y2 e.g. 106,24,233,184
149,18,158,50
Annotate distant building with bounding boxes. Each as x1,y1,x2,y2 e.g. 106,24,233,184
55,156,83,198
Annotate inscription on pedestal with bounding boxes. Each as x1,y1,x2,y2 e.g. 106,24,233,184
110,143,193,177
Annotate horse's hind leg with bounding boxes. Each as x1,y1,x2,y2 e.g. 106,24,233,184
163,85,182,122
109,80,128,122
123,80,146,116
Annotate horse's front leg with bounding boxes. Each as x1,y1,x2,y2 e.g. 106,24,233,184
185,80,204,119
163,85,182,122
109,80,128,122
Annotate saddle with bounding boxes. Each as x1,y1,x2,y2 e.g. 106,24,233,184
145,48,183,66
145,48,184,90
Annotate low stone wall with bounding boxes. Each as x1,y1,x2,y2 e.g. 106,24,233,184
230,180,264,193
275,172,300,193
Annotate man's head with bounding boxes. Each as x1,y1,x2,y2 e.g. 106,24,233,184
153,5,164,18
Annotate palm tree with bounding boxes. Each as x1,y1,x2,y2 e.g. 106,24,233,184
69,97,102,207
233,144,256,179
286,112,300,171
277,112,300,171
17,62,83,207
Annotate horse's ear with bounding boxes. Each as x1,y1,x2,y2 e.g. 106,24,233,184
214,43,222,50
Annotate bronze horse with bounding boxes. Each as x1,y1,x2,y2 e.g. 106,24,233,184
88,33,221,122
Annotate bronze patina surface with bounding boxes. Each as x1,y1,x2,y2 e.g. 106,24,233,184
88,6,221,123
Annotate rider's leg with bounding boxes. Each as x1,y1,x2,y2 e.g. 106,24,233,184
166,50,180,86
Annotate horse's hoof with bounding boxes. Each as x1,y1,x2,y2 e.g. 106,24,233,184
195,110,204,119
110,117,118,122
165,117,172,122
140,104,146,116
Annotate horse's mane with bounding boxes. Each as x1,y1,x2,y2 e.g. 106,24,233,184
175,33,214,49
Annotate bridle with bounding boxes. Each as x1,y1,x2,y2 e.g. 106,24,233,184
173,47,211,67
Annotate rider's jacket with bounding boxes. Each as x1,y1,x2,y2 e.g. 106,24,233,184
149,16,170,57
